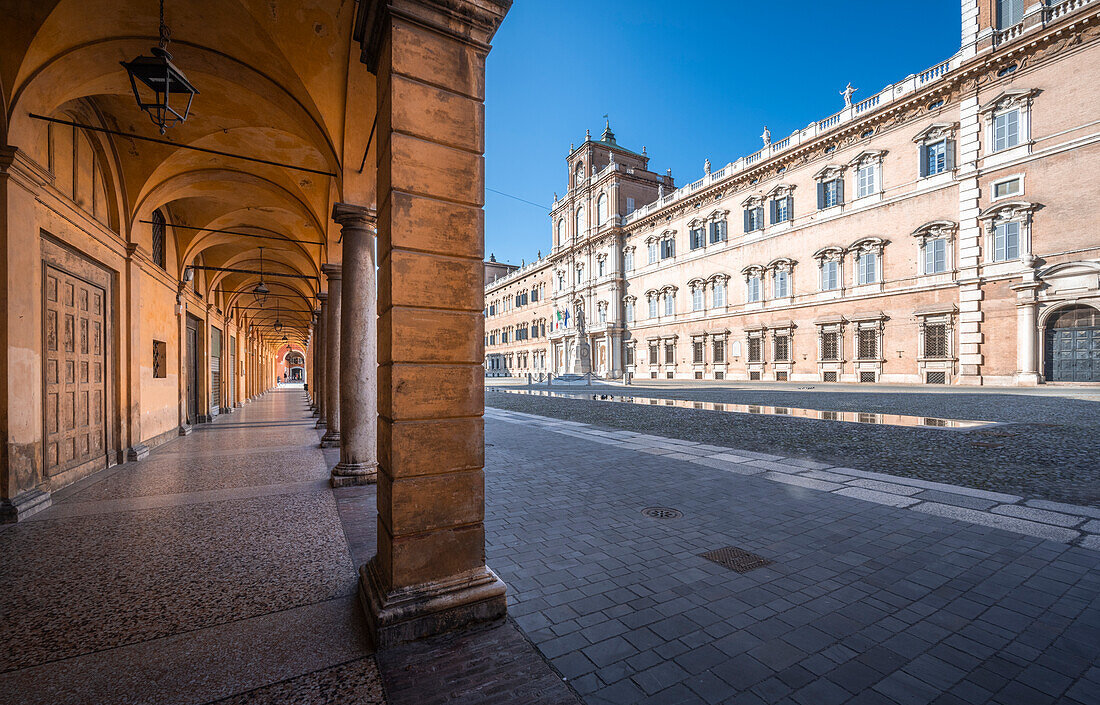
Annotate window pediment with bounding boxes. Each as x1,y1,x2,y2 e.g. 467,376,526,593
848,236,888,253
978,201,1038,224
706,209,730,221
767,257,796,271
813,245,844,261
911,220,958,241
644,288,659,298
741,193,765,207
813,164,846,181
765,183,796,198
687,218,704,228
848,149,887,167
741,264,765,277
706,272,730,283
687,277,705,289
661,285,678,294
912,122,959,144
980,88,1039,114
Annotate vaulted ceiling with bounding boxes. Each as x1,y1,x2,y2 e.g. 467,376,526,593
1,0,378,349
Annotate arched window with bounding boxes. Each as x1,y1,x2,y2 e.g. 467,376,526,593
151,209,167,270
597,193,608,225
557,218,565,245
575,206,585,240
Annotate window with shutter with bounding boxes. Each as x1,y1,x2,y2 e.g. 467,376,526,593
693,341,704,363
997,0,1023,29
923,323,949,358
748,338,762,362
821,331,839,360
664,343,675,364
773,334,790,362
713,339,725,363
649,344,658,365
857,329,878,359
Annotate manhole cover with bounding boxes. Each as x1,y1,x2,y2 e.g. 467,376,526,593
642,507,683,520
700,546,773,574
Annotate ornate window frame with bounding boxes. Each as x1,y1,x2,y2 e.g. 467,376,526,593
623,294,636,323
980,89,1039,160
847,237,888,288
848,150,887,201
913,123,958,179
813,165,847,210
707,273,730,309
911,221,957,276
742,264,765,304
768,258,796,301
741,193,766,233
765,184,795,225
813,246,844,292
978,201,1037,265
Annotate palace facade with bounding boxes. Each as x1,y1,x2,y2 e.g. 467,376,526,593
486,0,1100,386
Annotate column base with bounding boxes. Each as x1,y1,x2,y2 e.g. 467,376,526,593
358,557,507,649
126,443,151,461
178,425,193,436
315,417,327,429
1014,371,1041,386
320,430,341,448
331,462,378,487
1,489,52,523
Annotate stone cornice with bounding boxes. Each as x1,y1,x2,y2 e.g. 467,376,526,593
355,0,512,72
622,7,1100,234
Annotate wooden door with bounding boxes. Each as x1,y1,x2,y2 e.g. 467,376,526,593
44,265,106,478
210,326,221,417
186,324,199,423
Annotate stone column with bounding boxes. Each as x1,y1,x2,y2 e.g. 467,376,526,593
314,294,328,425
355,0,510,648
320,266,341,447
332,204,379,487
1012,280,1042,385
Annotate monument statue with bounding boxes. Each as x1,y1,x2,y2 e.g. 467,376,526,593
761,125,771,146
841,83,857,107
572,304,592,375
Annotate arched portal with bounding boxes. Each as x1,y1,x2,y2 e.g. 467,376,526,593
1043,304,1100,382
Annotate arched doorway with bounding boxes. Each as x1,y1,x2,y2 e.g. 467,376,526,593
1044,305,1100,382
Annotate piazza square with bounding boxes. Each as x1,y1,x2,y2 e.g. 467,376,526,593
0,1,1098,704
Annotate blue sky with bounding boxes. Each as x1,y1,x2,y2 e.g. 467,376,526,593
483,0,961,266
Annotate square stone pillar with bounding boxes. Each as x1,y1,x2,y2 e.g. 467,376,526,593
355,0,510,648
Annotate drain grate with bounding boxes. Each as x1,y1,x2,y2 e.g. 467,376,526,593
641,507,683,520
700,546,773,574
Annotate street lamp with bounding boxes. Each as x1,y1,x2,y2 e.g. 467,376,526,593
120,0,197,134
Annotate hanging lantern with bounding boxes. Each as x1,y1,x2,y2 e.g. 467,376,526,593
273,319,284,334
120,0,198,134
252,246,269,306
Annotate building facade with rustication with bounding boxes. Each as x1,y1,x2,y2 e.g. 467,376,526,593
486,0,1100,386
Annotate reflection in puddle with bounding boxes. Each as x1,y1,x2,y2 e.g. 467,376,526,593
488,388,993,429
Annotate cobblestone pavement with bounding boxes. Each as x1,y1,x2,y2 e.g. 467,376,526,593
484,408,1100,705
485,383,1100,506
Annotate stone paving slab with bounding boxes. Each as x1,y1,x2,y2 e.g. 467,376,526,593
485,407,1100,549
483,410,1100,705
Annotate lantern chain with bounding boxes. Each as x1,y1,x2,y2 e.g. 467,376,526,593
158,0,171,49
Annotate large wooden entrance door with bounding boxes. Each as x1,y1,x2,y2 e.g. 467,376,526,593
185,321,200,424
1044,305,1100,382
44,265,106,479
210,326,222,417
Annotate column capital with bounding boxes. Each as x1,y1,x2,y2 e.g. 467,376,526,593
317,291,329,303
321,263,342,281
332,202,377,229
354,0,511,72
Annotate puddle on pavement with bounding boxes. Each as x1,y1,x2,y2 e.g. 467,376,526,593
487,388,994,430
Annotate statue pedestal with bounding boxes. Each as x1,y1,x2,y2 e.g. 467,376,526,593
573,340,592,375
